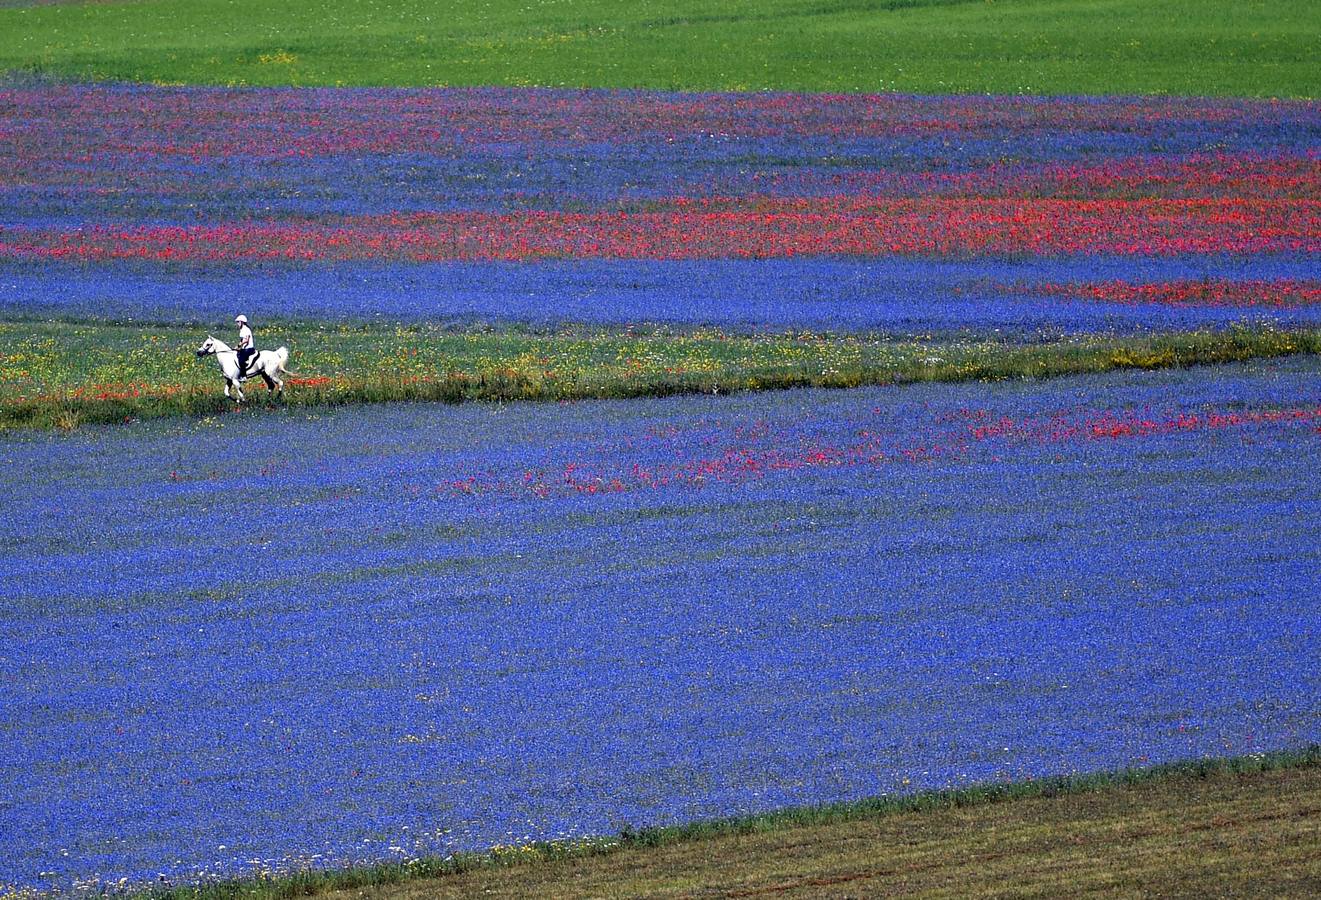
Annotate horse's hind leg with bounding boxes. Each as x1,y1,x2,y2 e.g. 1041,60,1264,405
262,372,276,393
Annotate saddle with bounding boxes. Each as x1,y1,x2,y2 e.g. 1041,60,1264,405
236,347,257,375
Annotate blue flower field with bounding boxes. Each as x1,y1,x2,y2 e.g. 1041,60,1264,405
5,256,1320,335
2,359,1318,890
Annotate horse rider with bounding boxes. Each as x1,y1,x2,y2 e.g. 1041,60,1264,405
234,314,256,375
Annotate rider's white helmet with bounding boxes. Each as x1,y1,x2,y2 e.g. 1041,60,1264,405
235,314,248,324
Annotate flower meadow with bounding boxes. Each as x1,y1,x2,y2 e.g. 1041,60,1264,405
2,359,1319,892
3,76,1321,895
0,83,1318,333
6,257,1321,335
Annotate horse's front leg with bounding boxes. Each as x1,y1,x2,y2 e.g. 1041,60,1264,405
231,379,245,402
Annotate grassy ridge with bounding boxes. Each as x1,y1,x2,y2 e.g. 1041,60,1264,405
1,0,1316,96
133,747,1321,899
3,321,1317,430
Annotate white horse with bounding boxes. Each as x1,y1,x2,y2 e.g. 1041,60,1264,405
195,335,293,402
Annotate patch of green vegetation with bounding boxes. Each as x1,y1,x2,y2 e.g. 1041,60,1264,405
0,0,1315,97
2,320,1317,430
128,746,1321,899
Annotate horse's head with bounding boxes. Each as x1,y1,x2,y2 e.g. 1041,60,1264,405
195,336,218,358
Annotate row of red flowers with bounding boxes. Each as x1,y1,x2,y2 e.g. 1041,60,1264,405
1009,279,1321,307
2,199,1314,261
444,403,1321,499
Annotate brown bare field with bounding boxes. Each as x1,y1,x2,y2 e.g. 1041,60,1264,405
320,764,1320,899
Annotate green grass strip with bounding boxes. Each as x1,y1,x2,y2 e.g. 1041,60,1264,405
1,0,1317,97
126,745,1320,899
2,322,1317,430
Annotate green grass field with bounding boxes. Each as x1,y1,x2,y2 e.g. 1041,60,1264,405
2,320,1315,429
1,0,1316,96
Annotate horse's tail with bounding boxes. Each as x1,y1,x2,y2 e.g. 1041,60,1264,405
274,346,304,377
